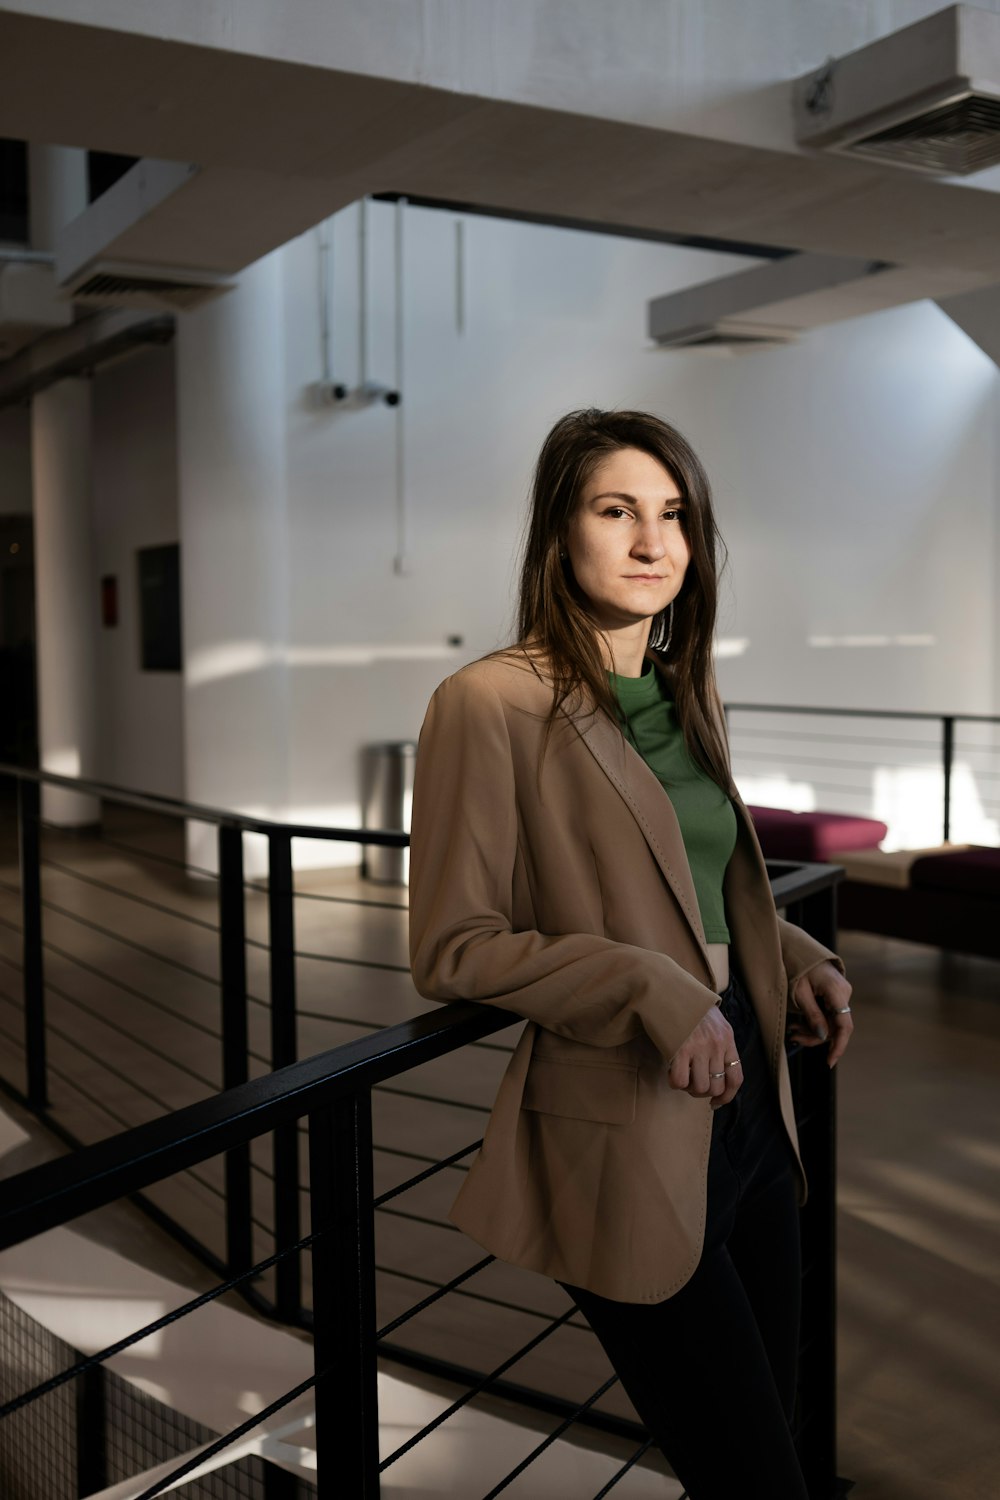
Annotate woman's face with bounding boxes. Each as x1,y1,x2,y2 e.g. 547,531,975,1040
565,447,691,634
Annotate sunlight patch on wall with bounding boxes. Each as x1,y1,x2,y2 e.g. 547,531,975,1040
186,640,462,689
808,634,936,649
42,746,82,775
873,763,998,850
731,776,815,811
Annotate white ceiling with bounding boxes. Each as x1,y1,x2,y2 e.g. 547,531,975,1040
1,1,1000,327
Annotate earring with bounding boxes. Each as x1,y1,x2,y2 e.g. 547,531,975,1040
648,600,674,654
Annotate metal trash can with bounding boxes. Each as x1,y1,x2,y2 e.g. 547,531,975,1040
361,740,417,884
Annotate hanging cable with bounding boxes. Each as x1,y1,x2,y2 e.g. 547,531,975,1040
393,194,408,574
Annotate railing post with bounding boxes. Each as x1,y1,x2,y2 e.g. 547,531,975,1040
942,716,955,843
76,1362,107,1494
219,821,252,1275
784,878,841,1498
17,776,47,1109
308,1092,380,1498
268,828,301,1318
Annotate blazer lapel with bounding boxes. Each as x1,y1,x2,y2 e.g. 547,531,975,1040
568,698,714,976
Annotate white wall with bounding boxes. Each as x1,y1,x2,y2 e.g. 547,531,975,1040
92,344,184,798
1,198,989,854
185,197,995,862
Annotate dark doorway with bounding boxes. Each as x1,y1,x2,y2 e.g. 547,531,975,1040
0,515,38,767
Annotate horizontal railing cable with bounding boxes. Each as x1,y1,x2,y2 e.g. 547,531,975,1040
376,1253,494,1339
0,1224,323,1418
376,1142,474,1169
0,971,220,1092
247,878,409,912
247,1143,475,1182
0,1012,25,1055
733,775,894,800
731,723,942,750
373,1137,482,1207
0,987,212,1122
40,857,220,932
376,1204,464,1234
591,1438,658,1498
0,921,226,1044
133,1363,325,1500
376,1262,589,1326
80,830,221,882
380,1304,578,1472
374,1082,493,1112
732,746,941,772
725,703,1000,724
0,886,224,987
481,1372,621,1499
0,1000,518,1248
0,1031,233,1213
282,944,411,973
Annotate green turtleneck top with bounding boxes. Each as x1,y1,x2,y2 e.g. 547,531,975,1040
609,662,737,944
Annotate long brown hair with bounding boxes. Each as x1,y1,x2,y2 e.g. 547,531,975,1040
513,407,735,795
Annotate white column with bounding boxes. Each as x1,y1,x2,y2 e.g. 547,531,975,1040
31,379,101,825
29,145,100,826
175,251,290,875
28,144,88,250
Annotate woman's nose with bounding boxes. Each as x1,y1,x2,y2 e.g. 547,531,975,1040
632,525,666,560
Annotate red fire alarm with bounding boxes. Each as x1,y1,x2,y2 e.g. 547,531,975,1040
101,575,118,628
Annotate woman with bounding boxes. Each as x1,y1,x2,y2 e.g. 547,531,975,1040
408,408,854,1498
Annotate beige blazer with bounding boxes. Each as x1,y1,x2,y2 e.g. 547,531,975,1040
408,651,844,1303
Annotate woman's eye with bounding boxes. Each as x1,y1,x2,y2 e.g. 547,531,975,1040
605,507,630,519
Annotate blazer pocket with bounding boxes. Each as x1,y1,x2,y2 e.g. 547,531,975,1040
522,1057,637,1126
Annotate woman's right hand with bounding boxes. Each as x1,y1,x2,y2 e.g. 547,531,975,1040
667,1004,743,1109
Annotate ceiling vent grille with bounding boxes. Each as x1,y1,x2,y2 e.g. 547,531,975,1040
62,261,234,311
658,323,800,352
847,92,1000,175
795,6,1000,176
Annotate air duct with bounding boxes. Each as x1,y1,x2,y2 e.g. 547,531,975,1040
795,5,1000,176
54,157,235,310
647,253,888,352
60,260,234,312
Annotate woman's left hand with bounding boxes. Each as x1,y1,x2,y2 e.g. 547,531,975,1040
787,961,854,1068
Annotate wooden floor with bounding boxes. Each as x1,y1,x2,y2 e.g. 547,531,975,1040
0,802,998,1497
832,931,1000,1500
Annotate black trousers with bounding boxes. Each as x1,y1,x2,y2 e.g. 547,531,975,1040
560,963,809,1500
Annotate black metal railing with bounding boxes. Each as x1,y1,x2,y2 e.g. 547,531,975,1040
0,761,850,1496
0,888,845,1497
725,703,1000,844
0,763,418,1320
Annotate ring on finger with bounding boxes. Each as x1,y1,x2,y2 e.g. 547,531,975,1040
725,1058,741,1069
709,1070,726,1079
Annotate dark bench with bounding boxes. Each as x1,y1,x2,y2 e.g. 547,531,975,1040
837,846,1000,961
747,805,1000,962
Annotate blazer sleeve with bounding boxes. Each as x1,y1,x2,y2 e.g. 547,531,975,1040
408,670,721,1064
776,915,846,1001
